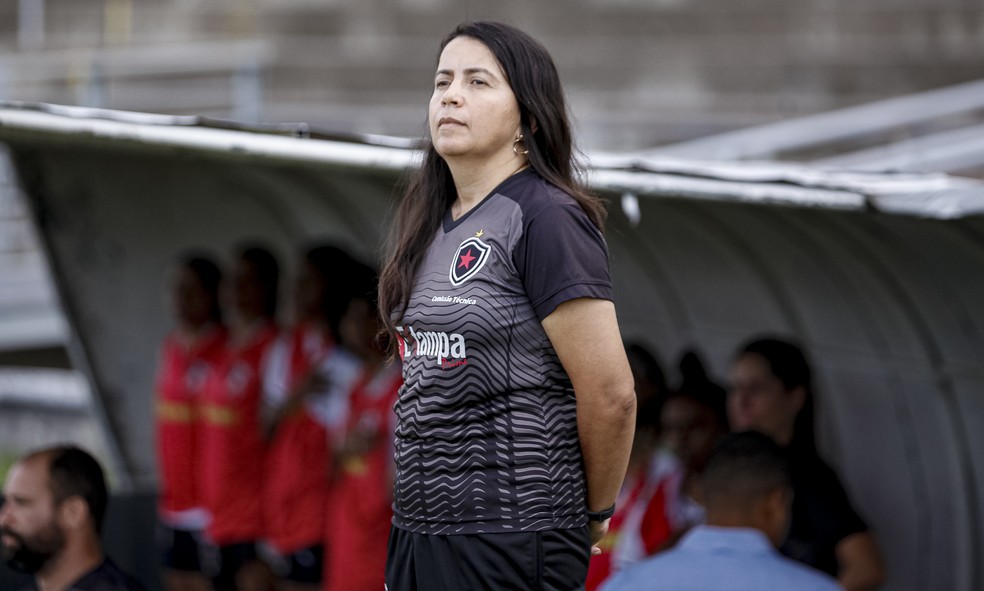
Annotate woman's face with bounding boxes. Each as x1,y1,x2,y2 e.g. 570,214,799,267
231,259,268,322
429,36,522,163
339,297,377,360
295,261,326,321
727,353,802,443
172,267,214,328
661,396,722,472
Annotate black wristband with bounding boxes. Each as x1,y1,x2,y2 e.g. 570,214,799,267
586,503,616,522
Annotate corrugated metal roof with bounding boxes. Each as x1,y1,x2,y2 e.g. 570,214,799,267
2,101,982,220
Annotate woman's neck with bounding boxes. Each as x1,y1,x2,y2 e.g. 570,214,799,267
230,315,268,346
447,153,527,220
176,321,216,348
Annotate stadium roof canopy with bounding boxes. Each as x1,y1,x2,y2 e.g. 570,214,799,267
1,101,983,591
645,78,984,180
0,101,982,219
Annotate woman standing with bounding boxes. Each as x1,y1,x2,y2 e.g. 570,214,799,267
324,261,402,591
378,21,637,590
262,245,361,591
200,246,281,591
586,343,667,590
155,256,226,591
728,336,886,591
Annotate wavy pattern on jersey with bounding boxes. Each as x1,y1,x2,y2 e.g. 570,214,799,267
394,297,584,533
394,201,592,535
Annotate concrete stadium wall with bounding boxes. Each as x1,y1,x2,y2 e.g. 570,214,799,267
1,0,982,150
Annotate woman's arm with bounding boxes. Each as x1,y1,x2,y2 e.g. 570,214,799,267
542,297,636,546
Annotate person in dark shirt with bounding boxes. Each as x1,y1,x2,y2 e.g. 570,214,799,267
0,445,145,591
728,336,886,591
377,20,637,591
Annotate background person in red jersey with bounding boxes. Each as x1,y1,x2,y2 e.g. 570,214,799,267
200,246,281,591
586,343,668,591
636,352,730,551
589,349,729,590
261,245,361,591
323,261,401,591
154,255,226,591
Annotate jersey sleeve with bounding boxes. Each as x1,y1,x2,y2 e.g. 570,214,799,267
514,200,613,321
261,334,291,408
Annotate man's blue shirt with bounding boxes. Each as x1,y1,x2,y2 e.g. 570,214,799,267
601,525,841,591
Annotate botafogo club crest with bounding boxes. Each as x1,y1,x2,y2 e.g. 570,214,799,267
449,236,491,286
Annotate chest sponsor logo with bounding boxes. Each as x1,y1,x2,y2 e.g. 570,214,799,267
449,236,491,287
184,361,209,393
396,325,468,369
226,361,252,396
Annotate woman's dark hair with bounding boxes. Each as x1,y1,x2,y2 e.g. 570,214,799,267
624,342,667,431
737,336,816,452
377,21,606,343
238,245,279,319
180,254,223,324
348,258,380,310
304,244,359,336
672,349,729,430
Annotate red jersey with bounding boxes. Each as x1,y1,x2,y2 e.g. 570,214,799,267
586,464,665,591
263,326,358,555
200,323,279,546
586,449,704,589
154,326,226,527
324,363,402,591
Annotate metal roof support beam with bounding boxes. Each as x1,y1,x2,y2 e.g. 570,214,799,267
814,123,984,175
645,79,984,161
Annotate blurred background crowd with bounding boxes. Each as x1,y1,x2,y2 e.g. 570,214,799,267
119,242,891,591
151,243,397,591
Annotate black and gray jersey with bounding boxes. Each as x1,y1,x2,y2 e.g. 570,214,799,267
392,168,613,535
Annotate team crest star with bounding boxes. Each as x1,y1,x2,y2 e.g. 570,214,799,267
458,249,477,269
475,229,484,237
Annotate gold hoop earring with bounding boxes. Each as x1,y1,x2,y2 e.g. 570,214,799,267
513,134,529,156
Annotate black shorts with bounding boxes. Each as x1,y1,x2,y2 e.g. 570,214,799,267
157,523,205,572
385,525,590,591
200,541,260,591
265,544,324,584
